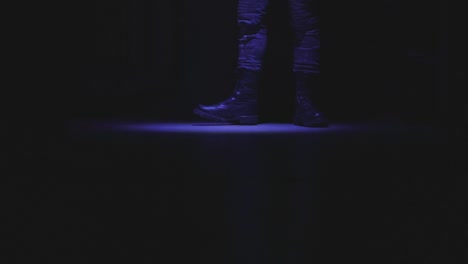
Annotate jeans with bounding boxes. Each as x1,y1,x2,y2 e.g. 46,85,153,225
237,0,320,73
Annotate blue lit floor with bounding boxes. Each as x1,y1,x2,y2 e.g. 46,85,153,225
12,121,453,264
69,120,441,136
77,121,356,133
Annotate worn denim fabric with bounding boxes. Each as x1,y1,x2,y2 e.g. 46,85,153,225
237,0,320,73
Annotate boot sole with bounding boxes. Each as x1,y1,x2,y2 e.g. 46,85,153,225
193,108,259,125
294,121,329,127
293,117,329,127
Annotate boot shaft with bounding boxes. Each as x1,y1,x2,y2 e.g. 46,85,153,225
294,71,320,106
232,68,261,100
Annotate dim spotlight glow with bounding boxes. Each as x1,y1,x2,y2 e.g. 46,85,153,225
115,122,332,134
74,122,349,134
70,121,427,138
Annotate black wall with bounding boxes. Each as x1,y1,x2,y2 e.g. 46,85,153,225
73,0,447,123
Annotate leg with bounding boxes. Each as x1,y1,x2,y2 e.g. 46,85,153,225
237,0,270,71
289,0,328,127
193,0,270,125
290,0,320,74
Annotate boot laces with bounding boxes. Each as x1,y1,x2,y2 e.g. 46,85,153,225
231,91,241,100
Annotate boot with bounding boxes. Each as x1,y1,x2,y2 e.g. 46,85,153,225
193,68,259,125
293,72,329,127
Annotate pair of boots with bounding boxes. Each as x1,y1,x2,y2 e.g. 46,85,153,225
193,69,328,127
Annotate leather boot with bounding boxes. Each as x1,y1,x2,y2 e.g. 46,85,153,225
193,68,259,125
293,72,329,127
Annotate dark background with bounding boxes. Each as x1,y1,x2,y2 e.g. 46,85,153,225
67,0,448,123
7,2,462,264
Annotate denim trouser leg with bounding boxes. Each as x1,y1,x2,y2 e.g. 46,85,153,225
290,0,320,74
237,0,270,71
237,0,320,73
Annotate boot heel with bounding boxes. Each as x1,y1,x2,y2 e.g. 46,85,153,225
293,114,329,127
238,116,258,125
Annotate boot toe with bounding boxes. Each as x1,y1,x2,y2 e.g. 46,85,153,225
197,104,208,111
197,104,218,112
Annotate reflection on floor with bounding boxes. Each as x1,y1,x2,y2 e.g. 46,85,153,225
11,121,452,264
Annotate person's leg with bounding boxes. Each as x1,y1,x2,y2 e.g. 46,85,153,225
290,0,328,127
193,0,269,125
236,0,269,71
